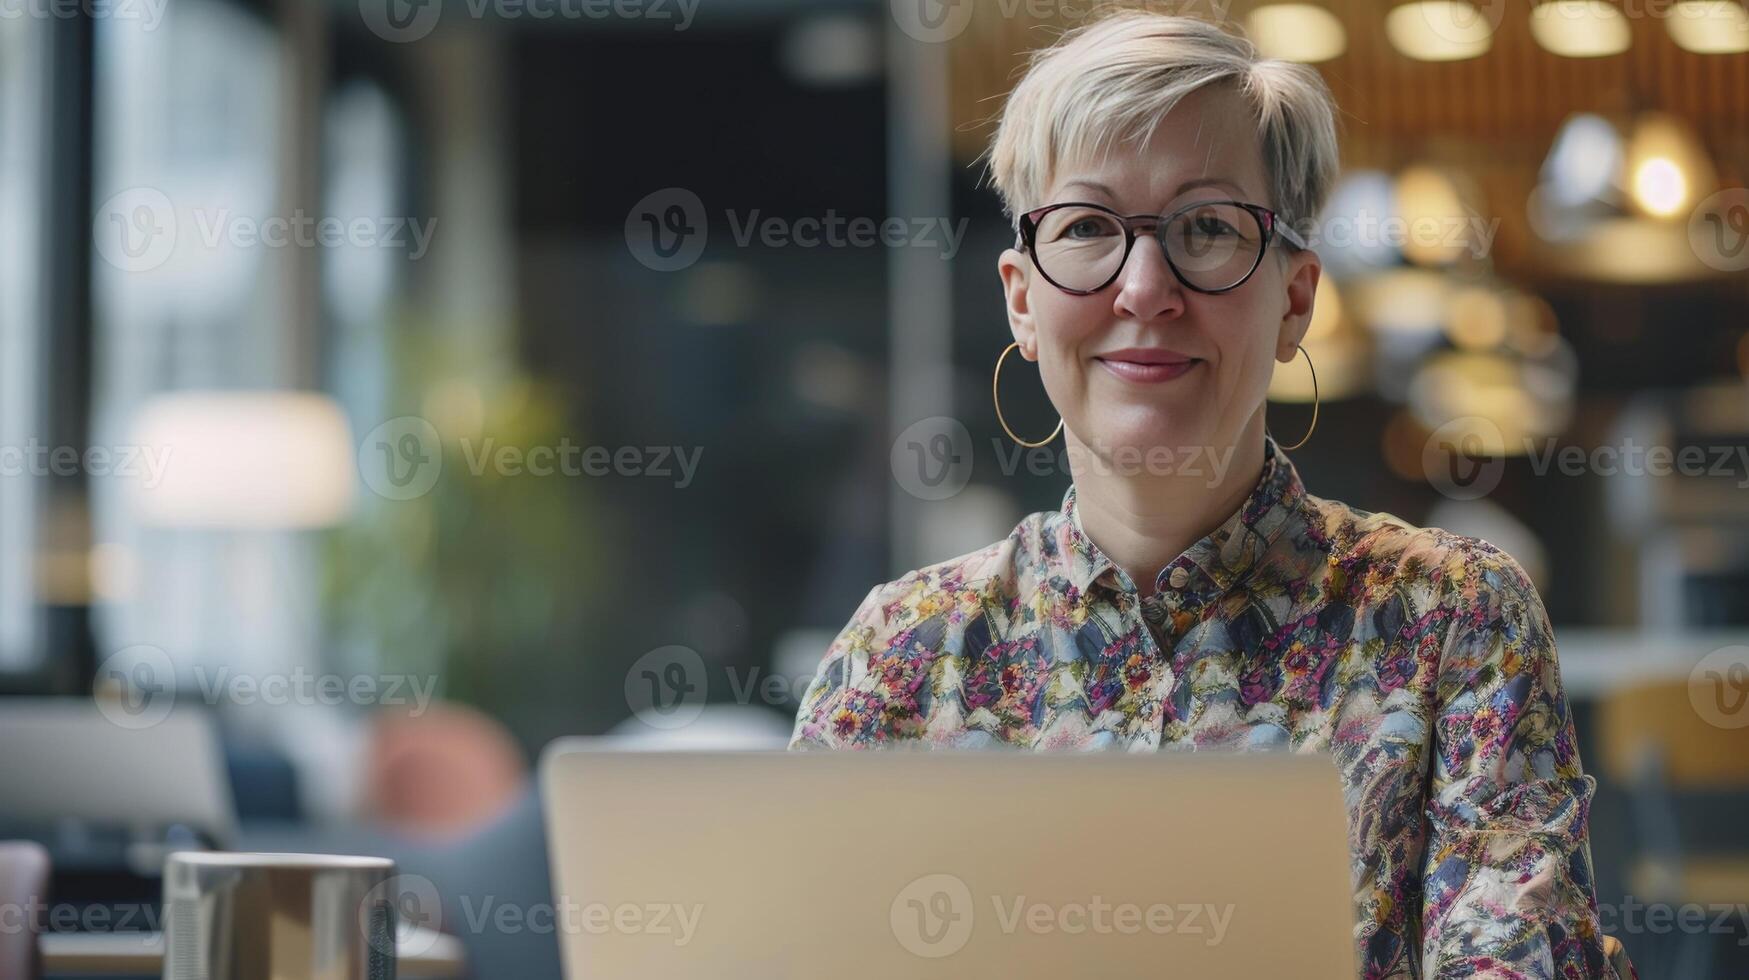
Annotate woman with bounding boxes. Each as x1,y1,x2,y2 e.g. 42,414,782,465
790,11,1635,980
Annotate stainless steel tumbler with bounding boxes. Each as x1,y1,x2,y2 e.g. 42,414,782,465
162,851,399,980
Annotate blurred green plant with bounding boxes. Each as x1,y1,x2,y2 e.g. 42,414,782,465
321,319,601,743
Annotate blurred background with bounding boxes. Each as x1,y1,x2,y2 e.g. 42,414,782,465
0,0,1747,976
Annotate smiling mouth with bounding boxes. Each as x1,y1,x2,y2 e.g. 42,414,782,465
1094,355,1202,384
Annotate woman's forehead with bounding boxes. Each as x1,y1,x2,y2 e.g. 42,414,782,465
1045,145,1268,208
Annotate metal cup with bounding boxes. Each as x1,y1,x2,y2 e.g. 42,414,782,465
163,851,399,980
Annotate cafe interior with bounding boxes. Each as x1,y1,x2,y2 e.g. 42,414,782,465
0,0,1746,975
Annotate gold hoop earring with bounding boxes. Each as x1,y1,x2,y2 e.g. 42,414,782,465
1272,343,1319,452
993,341,1064,448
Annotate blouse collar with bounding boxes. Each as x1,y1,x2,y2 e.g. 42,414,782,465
1054,434,1309,602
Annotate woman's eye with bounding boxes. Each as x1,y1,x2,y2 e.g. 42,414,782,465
1066,218,1118,239
1192,217,1238,236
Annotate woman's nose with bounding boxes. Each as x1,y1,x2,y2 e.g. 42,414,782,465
1111,234,1186,322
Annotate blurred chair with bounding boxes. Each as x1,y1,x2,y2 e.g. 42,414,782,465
0,841,49,980
363,701,527,841
1598,677,1749,979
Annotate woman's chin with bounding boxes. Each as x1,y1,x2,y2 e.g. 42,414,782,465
1078,420,1208,458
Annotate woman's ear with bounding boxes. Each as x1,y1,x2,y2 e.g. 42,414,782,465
998,247,1040,357
1275,249,1321,362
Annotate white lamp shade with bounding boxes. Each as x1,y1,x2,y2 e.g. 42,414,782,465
128,392,357,529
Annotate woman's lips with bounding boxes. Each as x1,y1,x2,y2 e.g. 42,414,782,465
1095,356,1200,383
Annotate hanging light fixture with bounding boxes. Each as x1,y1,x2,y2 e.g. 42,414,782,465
1247,4,1348,63
1624,112,1717,219
1531,0,1632,57
1667,0,1749,53
1385,0,1499,61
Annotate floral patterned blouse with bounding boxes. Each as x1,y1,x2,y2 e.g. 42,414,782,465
790,435,1636,980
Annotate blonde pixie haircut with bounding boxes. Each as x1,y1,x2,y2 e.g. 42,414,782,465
986,10,1341,237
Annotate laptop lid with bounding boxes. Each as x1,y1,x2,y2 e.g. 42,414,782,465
541,740,1357,980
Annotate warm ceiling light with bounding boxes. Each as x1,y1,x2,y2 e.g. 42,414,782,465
1247,4,1348,63
1531,0,1632,56
1386,1,1497,61
1632,158,1689,217
1395,166,1474,267
1666,0,1749,53
1625,113,1715,219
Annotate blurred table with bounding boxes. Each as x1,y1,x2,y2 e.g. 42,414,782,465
41,926,465,977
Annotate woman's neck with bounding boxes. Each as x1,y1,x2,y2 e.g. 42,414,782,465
1068,413,1268,598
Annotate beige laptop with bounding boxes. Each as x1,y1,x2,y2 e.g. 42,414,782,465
540,741,1358,979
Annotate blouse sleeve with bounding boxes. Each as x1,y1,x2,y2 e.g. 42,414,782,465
787,583,900,750
1420,543,1633,979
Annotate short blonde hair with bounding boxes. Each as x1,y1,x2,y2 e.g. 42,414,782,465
985,11,1340,235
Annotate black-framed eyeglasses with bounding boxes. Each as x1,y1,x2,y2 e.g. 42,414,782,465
1017,199,1309,296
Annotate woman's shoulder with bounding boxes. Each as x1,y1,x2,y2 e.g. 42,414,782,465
848,509,1058,634
1302,491,1544,610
